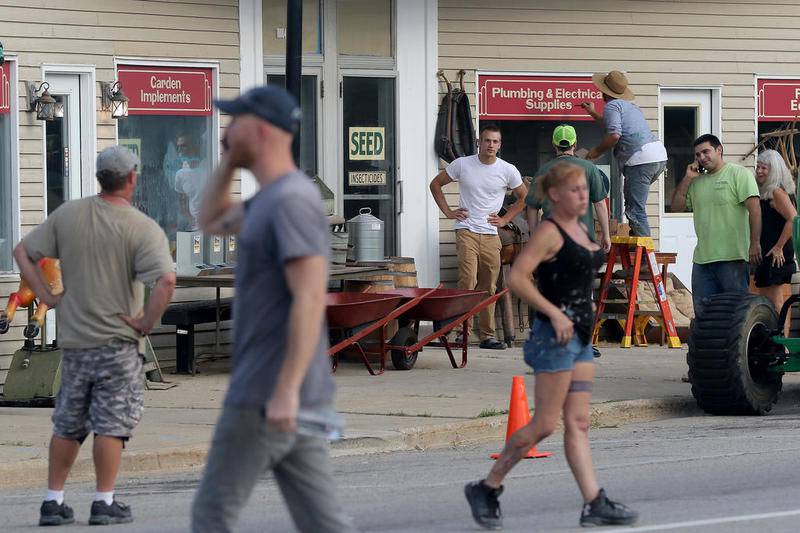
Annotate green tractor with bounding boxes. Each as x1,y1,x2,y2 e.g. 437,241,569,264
687,216,800,415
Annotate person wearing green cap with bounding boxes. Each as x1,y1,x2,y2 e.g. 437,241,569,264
526,124,611,253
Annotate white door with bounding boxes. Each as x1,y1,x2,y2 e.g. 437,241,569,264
42,74,84,342
659,89,713,289
43,74,83,214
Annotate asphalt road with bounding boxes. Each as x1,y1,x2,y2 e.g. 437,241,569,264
4,404,800,532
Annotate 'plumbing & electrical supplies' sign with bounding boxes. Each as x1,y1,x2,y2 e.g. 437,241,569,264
0,62,10,115
117,65,213,116
758,78,800,122
478,74,604,121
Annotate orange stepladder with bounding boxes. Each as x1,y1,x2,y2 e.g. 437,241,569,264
593,236,681,349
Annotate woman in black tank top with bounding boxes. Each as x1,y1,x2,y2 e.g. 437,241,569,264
754,150,797,336
465,161,637,529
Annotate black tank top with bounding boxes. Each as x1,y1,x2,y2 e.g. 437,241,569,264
760,195,795,263
535,219,606,344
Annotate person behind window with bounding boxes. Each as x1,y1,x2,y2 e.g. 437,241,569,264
174,133,209,231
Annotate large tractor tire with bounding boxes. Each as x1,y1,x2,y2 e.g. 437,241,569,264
688,293,783,415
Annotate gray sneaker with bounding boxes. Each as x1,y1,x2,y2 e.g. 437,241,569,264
89,500,133,526
580,488,638,527
465,480,503,530
39,500,74,526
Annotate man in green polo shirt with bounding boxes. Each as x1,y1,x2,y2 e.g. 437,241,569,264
671,134,761,317
526,124,611,252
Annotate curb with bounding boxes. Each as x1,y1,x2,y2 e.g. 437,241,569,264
0,396,698,488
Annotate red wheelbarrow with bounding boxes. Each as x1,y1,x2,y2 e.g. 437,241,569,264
383,287,509,370
326,289,435,375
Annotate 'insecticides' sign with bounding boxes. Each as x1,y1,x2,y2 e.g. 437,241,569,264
348,171,387,187
348,127,385,160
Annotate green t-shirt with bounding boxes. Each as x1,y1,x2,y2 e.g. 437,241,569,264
525,155,609,240
685,163,759,264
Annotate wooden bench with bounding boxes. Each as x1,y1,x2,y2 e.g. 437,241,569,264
161,298,233,374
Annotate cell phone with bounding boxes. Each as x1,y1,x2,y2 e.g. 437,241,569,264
696,163,707,174
221,136,230,151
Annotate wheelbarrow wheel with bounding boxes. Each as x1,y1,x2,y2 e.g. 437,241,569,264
390,327,419,371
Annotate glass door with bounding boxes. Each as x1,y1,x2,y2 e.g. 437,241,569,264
44,74,82,214
341,76,396,256
659,89,712,288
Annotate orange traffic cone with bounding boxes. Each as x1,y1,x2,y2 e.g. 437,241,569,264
490,375,551,459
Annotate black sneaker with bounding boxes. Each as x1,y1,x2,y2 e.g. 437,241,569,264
479,338,506,350
580,488,638,527
592,346,602,358
464,480,503,530
39,500,75,526
89,500,133,526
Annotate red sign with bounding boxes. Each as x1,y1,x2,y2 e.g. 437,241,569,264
117,65,213,116
478,74,605,121
758,78,800,122
0,62,10,115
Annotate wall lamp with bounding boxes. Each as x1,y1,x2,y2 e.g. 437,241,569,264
101,81,129,119
26,82,58,121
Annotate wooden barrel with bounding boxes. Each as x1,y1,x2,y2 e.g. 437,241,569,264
387,257,418,288
343,274,395,293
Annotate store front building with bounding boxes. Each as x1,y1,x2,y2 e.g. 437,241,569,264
436,1,800,289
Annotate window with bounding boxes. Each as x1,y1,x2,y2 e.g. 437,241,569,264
263,0,322,55
266,74,318,177
116,65,216,247
0,61,14,271
337,0,392,57
663,107,698,213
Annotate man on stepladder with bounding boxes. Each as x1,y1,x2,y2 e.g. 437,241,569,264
430,124,528,349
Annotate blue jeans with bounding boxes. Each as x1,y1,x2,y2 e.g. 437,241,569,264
691,260,750,318
523,319,594,374
623,161,667,237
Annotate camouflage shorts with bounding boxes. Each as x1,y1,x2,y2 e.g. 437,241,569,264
53,340,144,440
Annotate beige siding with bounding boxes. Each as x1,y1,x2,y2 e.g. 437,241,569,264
437,0,800,283
0,1,241,376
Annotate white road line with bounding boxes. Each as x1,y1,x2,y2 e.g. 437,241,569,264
603,508,800,532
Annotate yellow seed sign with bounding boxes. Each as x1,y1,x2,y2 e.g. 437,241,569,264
349,127,385,160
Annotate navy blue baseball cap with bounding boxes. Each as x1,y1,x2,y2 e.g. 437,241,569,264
215,85,301,134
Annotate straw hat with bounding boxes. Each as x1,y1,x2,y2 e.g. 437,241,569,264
592,70,635,101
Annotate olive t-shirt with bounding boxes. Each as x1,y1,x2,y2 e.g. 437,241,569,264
525,155,609,240
22,196,173,349
685,163,759,264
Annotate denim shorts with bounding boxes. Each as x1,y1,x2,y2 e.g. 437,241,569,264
523,319,594,374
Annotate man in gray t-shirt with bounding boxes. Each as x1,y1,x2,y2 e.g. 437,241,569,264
581,70,667,237
190,86,352,533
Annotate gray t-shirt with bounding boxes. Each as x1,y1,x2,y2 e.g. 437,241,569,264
603,99,659,165
225,171,335,410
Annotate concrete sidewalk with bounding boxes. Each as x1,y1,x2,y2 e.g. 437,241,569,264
1,343,797,487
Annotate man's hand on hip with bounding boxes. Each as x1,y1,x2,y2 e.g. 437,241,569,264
448,207,469,221
487,213,507,227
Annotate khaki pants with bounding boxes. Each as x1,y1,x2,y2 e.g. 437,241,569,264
456,229,501,340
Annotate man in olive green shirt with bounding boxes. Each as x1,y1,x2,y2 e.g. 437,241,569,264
526,124,611,252
14,146,176,526
671,134,761,317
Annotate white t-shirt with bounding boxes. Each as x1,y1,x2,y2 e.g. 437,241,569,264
445,155,523,235
175,162,209,230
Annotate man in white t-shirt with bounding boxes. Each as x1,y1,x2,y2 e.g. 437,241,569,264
174,134,209,231
430,124,527,349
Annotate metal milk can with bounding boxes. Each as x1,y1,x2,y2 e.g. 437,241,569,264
346,208,385,262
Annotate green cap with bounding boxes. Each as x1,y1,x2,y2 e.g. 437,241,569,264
552,124,577,148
